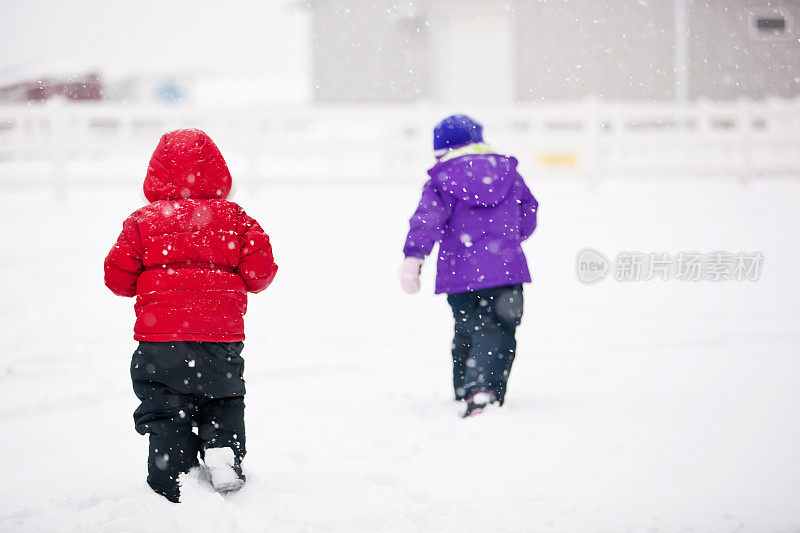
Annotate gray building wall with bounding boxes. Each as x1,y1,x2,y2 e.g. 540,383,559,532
311,0,800,103
689,0,800,99
311,0,430,102
514,0,675,101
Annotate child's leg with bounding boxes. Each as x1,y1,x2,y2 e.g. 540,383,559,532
447,294,473,400
198,398,246,494
197,397,246,459
131,343,202,502
492,324,518,404
192,342,247,461
131,382,199,502
492,285,524,403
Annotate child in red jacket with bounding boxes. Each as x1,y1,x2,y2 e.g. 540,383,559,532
104,129,277,503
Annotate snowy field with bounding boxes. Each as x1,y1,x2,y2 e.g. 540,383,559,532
1,175,799,532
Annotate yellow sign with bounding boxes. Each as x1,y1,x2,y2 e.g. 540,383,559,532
538,152,577,167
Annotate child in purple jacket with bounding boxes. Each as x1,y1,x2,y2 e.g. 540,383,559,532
400,114,538,417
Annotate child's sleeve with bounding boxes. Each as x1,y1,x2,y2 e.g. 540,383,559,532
517,175,539,241
236,209,278,293
403,179,452,260
104,217,144,297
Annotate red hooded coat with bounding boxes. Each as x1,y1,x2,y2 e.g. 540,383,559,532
104,129,277,342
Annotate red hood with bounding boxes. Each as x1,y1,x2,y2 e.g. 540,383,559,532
143,129,232,202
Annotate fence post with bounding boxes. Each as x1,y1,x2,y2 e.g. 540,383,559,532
50,103,68,201
737,99,753,185
585,97,601,189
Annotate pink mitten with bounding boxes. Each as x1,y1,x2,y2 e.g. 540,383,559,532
399,257,423,294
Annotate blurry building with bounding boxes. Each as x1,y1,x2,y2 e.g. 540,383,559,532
0,73,103,103
101,74,193,104
310,0,800,103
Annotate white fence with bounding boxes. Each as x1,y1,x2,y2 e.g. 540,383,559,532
1,99,800,194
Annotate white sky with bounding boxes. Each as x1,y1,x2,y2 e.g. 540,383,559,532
0,0,311,87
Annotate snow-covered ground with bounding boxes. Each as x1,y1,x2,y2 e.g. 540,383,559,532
1,175,799,532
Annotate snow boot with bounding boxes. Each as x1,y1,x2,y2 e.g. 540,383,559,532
203,447,246,494
150,482,181,503
462,389,498,418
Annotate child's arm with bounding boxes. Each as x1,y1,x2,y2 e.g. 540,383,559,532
403,179,451,260
236,210,278,293
517,176,538,241
104,217,144,297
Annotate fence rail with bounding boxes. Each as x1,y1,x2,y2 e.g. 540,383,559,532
2,99,800,195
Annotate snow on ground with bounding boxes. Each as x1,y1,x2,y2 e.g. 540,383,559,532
0,175,799,532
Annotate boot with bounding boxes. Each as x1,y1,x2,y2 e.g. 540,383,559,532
203,447,246,494
462,389,497,418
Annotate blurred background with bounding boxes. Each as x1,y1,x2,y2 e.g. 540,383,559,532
2,0,800,189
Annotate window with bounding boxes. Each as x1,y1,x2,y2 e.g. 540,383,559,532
750,11,793,40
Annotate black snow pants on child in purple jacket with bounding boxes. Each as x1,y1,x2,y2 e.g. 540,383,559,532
447,284,524,404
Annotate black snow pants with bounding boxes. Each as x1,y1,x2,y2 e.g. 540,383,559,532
447,284,523,404
131,341,246,500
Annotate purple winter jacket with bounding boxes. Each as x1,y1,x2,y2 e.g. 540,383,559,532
403,148,538,295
